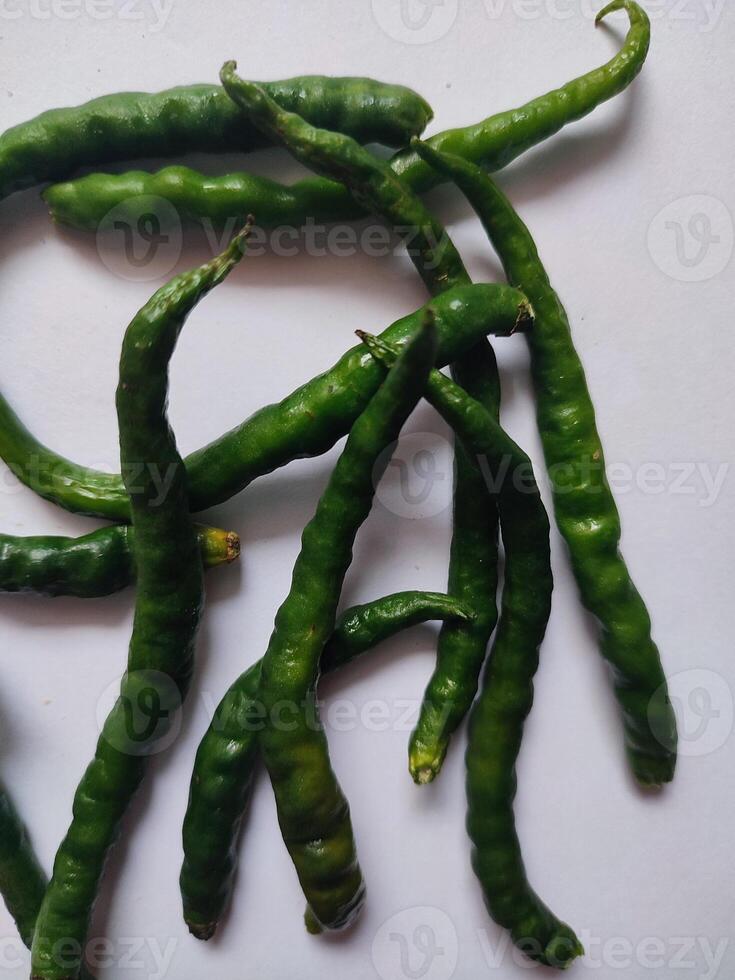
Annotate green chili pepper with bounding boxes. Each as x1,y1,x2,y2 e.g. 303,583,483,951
0,524,239,598
408,350,502,783
0,77,432,200
361,332,583,969
219,61,470,295
218,64,508,784
255,319,437,934
181,590,472,940
0,283,526,521
0,786,46,948
44,2,649,231
0,794,95,980
411,134,677,788
29,229,249,980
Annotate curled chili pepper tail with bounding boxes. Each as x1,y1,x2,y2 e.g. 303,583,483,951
231,212,256,255
220,63,270,115
220,59,238,84
595,0,647,29
206,215,254,290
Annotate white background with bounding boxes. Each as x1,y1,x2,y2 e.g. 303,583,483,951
1,1,734,978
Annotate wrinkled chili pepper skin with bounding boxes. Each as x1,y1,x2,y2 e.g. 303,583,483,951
219,67,515,786
408,349,501,784
0,77,431,200
257,322,436,934
46,166,362,231
181,590,471,940
362,334,583,969
30,232,248,980
0,786,46,948
0,524,239,598
413,130,676,787
0,284,525,521
323,592,472,670
219,62,469,297
45,2,649,231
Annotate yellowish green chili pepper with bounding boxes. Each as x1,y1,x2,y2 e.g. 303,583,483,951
30,229,249,980
0,524,239,598
181,590,472,940
44,2,649,231
412,133,677,788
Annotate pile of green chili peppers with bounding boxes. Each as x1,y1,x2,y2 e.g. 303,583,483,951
0,2,678,975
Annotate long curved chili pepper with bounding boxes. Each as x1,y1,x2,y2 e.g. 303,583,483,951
408,350,502,783
254,319,437,934
0,76,432,199
218,64,508,784
181,590,472,940
361,331,583,969
30,228,249,980
0,785,46,948
0,524,239,598
44,2,649,231
411,131,676,787
0,793,95,980
0,283,526,520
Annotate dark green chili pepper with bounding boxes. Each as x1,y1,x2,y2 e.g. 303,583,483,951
0,77,431,200
218,64,507,784
219,60,470,295
44,2,649,231
323,591,472,668
0,524,239,598
408,351,501,783
0,283,526,520
0,785,46,948
181,590,471,940
411,135,677,788
255,319,436,934
361,331,583,969
30,229,249,980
